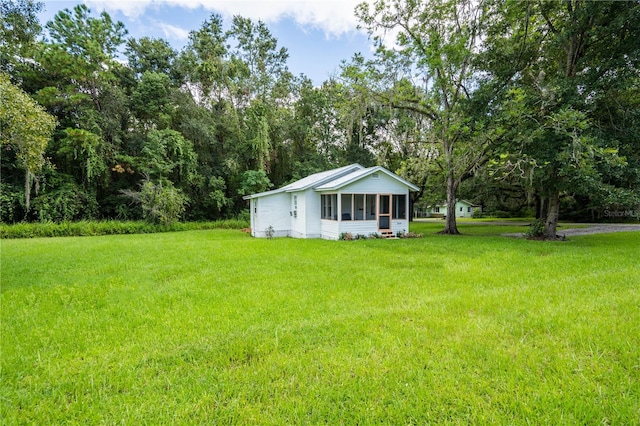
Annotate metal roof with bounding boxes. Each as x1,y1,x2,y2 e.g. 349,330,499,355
242,164,363,199
314,166,420,192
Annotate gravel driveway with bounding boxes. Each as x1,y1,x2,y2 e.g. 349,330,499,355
504,223,640,238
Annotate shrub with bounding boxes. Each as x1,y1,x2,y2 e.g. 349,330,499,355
122,179,188,226
32,183,98,222
525,219,545,238
265,225,274,239
339,232,354,241
0,183,23,223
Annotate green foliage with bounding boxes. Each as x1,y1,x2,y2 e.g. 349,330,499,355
0,73,56,174
2,227,638,422
140,129,198,185
238,169,272,195
45,4,126,78
57,127,107,186
0,219,249,238
131,71,172,125
125,37,180,80
0,182,23,222
0,0,43,74
31,181,97,222
525,219,545,238
352,0,498,234
207,176,231,213
482,0,640,236
133,179,188,226
0,72,57,214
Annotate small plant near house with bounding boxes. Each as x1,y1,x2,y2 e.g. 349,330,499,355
265,225,275,239
339,232,354,241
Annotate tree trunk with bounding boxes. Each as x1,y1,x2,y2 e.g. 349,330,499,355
543,191,560,239
441,168,460,234
537,195,548,220
23,168,32,219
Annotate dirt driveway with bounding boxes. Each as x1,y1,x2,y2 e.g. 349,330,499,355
502,223,640,238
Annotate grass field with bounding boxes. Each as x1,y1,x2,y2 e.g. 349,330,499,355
2,222,638,424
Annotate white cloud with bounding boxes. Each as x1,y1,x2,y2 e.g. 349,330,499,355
157,22,191,40
85,0,369,38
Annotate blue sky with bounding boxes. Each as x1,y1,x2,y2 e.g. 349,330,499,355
39,1,376,85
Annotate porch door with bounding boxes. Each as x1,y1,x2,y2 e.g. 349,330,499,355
378,194,391,231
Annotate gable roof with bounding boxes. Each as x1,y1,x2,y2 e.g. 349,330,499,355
242,164,364,200
314,166,420,192
430,199,479,208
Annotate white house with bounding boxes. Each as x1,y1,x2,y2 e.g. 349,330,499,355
426,200,479,218
243,164,419,239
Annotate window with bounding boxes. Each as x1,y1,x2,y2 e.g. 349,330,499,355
321,194,337,220
392,195,406,219
435,207,440,213
371,173,380,179
341,194,352,221
467,207,472,213
460,207,463,212
366,194,376,219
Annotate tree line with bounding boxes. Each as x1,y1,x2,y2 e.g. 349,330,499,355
2,0,639,238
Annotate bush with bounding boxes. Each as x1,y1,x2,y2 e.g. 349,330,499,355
0,183,24,223
122,179,188,226
339,232,354,241
31,183,98,222
525,219,545,238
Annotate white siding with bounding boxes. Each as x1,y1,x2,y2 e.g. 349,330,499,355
320,219,340,240
337,173,408,194
338,221,379,237
391,219,409,235
428,202,476,218
251,192,291,238
457,203,476,218
304,190,322,238
290,190,307,238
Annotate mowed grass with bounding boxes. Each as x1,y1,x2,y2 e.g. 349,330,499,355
1,222,638,424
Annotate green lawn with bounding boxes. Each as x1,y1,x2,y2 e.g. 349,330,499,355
2,222,638,424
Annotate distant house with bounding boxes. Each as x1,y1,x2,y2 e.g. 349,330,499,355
243,164,419,239
426,200,479,218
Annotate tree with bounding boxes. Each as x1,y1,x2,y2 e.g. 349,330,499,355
139,129,198,187
181,14,229,104
125,37,182,84
354,0,497,234
0,0,43,76
228,16,290,103
41,4,127,110
122,178,188,226
0,73,57,215
130,71,172,127
483,0,640,238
